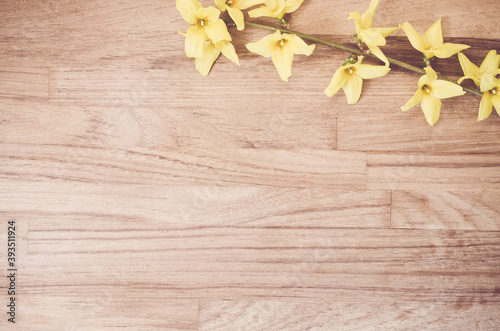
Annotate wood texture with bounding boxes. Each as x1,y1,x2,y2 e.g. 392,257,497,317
1,0,499,329
199,301,500,330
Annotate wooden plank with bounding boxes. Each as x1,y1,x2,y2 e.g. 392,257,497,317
0,291,197,330
0,0,168,31
1,183,390,229
0,28,174,69
0,143,367,188
199,300,500,330
19,227,500,303
47,66,337,149
367,153,500,190
392,190,500,230
0,100,104,146
0,68,48,100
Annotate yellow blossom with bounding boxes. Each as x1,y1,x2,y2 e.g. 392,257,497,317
401,19,470,60
478,73,500,121
347,0,398,65
246,30,315,82
248,0,304,20
193,39,240,76
215,0,265,31
401,67,465,125
176,0,231,58
324,56,390,104
458,50,500,86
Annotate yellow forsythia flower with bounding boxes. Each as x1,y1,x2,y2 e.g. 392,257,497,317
246,30,315,82
401,67,465,125
194,40,240,76
401,19,470,59
478,73,500,121
348,0,397,65
248,0,304,20
215,0,266,31
324,56,390,104
176,0,231,58
458,50,500,86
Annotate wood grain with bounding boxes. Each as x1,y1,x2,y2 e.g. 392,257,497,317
0,143,367,188
21,227,500,303
1,182,390,229
1,0,499,329
0,68,48,100
392,190,500,230
336,74,500,154
17,292,198,330
199,300,500,330
367,153,500,190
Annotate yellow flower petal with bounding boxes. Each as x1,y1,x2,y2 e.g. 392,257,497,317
422,18,443,49
418,67,437,87
216,40,240,65
347,12,363,35
479,50,500,74
432,42,470,59
359,29,386,46
176,0,202,24
246,31,280,57
355,62,390,79
325,67,348,97
237,0,267,10
196,6,220,23
283,0,304,15
266,0,279,8
343,74,363,104
372,27,398,38
227,6,245,30
457,75,477,85
479,73,498,92
478,92,493,121
457,52,480,86
420,94,441,126
401,21,425,53
185,25,206,58
431,80,465,99
366,44,389,65
361,0,379,30
214,0,227,11
271,45,294,82
195,41,221,76
248,5,275,18
286,34,315,56
249,0,303,19
204,19,231,43
401,90,423,111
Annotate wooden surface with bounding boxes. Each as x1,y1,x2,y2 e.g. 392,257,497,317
1,0,500,329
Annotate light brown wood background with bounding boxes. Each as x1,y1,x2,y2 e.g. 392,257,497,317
1,0,500,329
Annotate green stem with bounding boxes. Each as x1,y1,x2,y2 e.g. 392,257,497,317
244,21,482,97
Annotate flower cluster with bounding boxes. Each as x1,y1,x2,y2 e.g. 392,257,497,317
458,51,500,121
177,0,500,125
177,0,240,75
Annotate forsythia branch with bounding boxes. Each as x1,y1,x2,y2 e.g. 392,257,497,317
244,21,483,97
177,0,499,125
